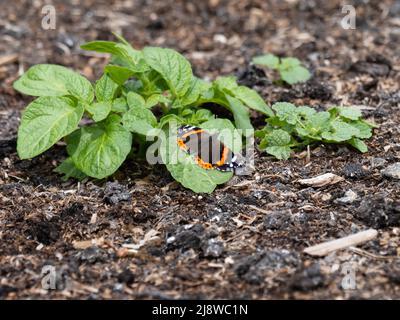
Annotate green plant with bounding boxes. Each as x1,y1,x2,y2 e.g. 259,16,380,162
255,102,376,160
252,54,311,85
13,34,272,193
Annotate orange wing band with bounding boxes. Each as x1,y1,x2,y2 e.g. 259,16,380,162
216,146,229,166
194,156,214,170
177,138,188,150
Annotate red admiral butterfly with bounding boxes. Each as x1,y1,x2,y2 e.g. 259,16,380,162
176,125,243,172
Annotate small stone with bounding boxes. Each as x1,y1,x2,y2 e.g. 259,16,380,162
103,181,131,205
251,190,279,202
117,269,135,285
264,210,292,230
321,193,332,202
168,224,205,251
370,157,387,169
342,163,367,179
76,247,107,264
335,190,358,204
202,238,224,258
290,263,326,291
356,194,400,229
381,162,400,180
235,250,300,284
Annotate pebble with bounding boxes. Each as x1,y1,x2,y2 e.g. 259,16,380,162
202,238,224,258
235,250,300,284
289,263,326,291
103,181,131,205
342,163,367,179
381,162,400,180
370,157,387,169
264,210,292,230
356,194,400,229
168,224,205,251
117,269,135,285
76,247,107,264
335,190,358,204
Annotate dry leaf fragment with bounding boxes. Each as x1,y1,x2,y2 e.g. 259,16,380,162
298,173,344,187
0,54,18,66
304,229,378,256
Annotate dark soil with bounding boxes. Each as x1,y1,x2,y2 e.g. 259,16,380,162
1,0,400,299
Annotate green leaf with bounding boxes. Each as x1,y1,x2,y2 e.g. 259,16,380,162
67,115,132,179
252,54,280,69
233,86,273,117
297,106,316,117
351,121,373,139
307,112,330,129
114,43,149,72
143,47,193,97
167,162,233,193
187,108,214,125
280,57,301,69
146,94,162,108
265,145,292,160
336,106,362,120
81,41,124,56
348,138,368,153
225,95,253,133
265,129,291,146
272,102,298,125
214,76,239,92
85,101,111,122
14,64,94,103
111,97,128,113
81,40,148,72
158,114,184,128
278,57,311,85
258,129,292,160
180,77,211,106
321,120,360,142
126,91,146,109
257,102,374,159
54,157,87,181
17,96,84,159
95,74,119,102
122,99,157,135
214,76,273,116
299,111,331,138
104,65,135,85
160,135,232,193
280,66,311,85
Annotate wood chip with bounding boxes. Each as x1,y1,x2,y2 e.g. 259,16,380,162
72,237,104,250
298,173,344,187
122,229,159,252
304,229,378,256
0,54,18,66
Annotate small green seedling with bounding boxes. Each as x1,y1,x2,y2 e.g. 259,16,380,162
255,102,376,160
13,34,272,193
252,54,311,85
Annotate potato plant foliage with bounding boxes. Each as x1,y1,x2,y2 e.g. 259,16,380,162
13,35,273,193
14,35,375,193
256,103,376,160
